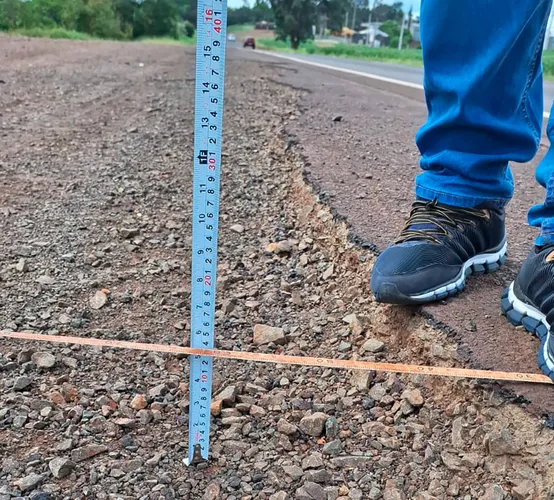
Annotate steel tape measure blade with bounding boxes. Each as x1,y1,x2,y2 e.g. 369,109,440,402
186,0,228,466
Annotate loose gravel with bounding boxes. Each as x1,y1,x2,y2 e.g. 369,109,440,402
0,37,554,500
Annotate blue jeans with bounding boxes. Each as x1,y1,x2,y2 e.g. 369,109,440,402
415,0,554,246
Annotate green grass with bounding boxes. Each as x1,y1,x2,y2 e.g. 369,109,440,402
258,38,423,66
12,27,95,40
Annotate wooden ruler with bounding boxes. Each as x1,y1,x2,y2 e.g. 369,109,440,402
1,330,551,385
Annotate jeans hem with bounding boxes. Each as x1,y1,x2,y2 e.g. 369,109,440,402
415,184,510,209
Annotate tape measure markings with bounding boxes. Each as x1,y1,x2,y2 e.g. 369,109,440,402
1,331,551,385
188,0,228,465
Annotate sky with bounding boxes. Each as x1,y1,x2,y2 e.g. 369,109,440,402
227,0,422,13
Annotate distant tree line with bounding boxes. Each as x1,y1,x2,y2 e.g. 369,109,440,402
0,0,193,39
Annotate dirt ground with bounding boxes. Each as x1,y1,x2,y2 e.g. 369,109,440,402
1,37,554,499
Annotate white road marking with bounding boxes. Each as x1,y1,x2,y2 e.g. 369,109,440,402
254,50,551,119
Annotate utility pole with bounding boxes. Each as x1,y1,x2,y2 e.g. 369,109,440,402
367,0,381,47
352,4,357,31
398,11,406,50
344,11,349,42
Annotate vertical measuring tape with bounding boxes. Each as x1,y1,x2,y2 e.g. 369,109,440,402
186,0,228,466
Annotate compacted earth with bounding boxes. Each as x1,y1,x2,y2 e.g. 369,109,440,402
1,36,554,499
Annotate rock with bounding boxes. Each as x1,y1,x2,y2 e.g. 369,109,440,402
322,263,334,280
16,258,28,272
383,488,406,500
253,324,286,345
13,415,27,428
13,376,32,391
203,482,221,500
451,417,464,448
114,418,135,428
349,489,363,500
269,492,289,500
120,228,140,239
296,482,326,500
266,240,292,254
361,338,385,354
210,400,223,416
325,417,339,439
512,480,535,500
304,469,331,483
401,388,424,407
322,439,342,456
331,456,372,468
137,410,153,425
49,457,75,479
14,473,43,492
71,444,108,462
277,418,297,436
368,383,387,401
486,430,519,456
214,386,238,406
148,383,168,398
17,350,34,364
333,115,343,122
440,451,463,471
89,290,107,310
480,485,505,500
343,313,364,335
302,452,324,469
37,275,55,285
58,314,72,325
368,487,382,500
283,465,304,479
31,352,56,369
350,370,372,391
230,224,244,233
130,394,147,410
300,412,328,437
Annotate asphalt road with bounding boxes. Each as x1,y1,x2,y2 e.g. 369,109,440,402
255,50,554,116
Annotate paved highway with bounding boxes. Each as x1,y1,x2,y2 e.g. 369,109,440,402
254,50,554,118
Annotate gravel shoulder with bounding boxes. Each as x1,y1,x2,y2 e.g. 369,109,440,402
1,37,554,499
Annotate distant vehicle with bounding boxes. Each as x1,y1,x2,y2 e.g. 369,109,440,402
243,37,256,49
228,34,236,42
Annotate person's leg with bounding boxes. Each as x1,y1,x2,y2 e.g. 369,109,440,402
501,105,554,379
371,0,552,305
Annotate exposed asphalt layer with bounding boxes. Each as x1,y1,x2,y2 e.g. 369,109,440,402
233,48,554,417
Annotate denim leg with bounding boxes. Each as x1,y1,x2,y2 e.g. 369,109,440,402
415,0,552,209
528,102,554,245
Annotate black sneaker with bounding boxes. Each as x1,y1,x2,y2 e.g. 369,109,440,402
501,245,554,380
370,200,507,305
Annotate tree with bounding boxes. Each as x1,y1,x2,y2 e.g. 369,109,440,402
316,0,345,33
379,18,411,48
270,0,315,49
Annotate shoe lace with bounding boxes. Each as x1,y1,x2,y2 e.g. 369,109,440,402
395,200,490,244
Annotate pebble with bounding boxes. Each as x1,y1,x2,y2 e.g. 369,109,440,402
512,480,535,500
89,290,108,309
361,338,385,354
14,473,43,492
302,452,324,469
283,465,303,480
299,412,328,437
148,383,168,398
480,485,505,500
31,352,56,369
277,418,298,436
369,383,387,402
16,258,28,272
269,492,289,500
401,389,424,407
71,444,108,463
49,457,75,479
296,481,326,500
368,487,382,500
253,324,286,345
37,275,55,285
120,227,140,239
331,456,372,468
486,430,519,456
13,376,32,391
322,439,342,456
325,417,339,439
230,224,244,233
350,370,372,391
130,394,148,410
215,386,238,406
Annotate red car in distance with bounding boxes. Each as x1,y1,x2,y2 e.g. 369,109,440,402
243,37,256,49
